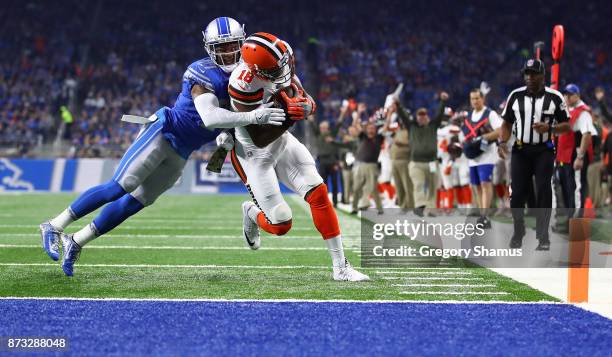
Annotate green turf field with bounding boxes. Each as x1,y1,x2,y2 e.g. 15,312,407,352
0,193,555,301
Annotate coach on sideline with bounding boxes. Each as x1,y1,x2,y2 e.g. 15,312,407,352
498,59,571,250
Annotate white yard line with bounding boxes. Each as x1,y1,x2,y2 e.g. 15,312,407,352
399,291,510,295
0,233,330,240
0,244,327,251
0,296,562,304
0,263,332,269
381,277,484,281
0,262,473,272
392,284,496,288
376,269,460,272
370,271,472,275
0,224,314,231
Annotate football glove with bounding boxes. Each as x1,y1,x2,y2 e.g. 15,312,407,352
215,131,234,151
281,84,316,121
249,102,286,126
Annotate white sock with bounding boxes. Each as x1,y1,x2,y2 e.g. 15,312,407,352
325,235,346,268
73,223,99,247
49,208,76,230
247,203,261,222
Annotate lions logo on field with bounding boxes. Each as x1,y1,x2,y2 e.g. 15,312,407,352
0,159,34,192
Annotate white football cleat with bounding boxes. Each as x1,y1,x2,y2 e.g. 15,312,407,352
333,259,370,282
242,201,260,250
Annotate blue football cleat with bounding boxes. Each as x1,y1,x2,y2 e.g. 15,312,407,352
39,222,61,261
60,234,81,277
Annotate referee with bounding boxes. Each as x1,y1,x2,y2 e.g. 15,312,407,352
498,58,571,250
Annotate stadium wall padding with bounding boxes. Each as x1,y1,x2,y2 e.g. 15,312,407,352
0,158,294,194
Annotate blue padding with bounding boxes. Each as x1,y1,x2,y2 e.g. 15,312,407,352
69,180,126,218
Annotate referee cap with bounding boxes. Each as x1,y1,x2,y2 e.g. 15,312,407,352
564,83,580,95
522,58,545,75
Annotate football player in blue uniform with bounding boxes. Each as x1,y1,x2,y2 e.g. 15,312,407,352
39,17,285,276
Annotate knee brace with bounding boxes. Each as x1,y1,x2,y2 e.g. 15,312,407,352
305,184,341,239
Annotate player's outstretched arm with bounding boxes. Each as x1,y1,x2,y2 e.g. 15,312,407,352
192,84,285,129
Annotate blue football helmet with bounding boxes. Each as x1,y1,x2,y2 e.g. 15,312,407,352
203,17,246,73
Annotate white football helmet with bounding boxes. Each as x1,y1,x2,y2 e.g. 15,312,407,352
203,17,245,73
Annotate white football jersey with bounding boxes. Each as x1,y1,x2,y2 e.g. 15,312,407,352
228,62,287,149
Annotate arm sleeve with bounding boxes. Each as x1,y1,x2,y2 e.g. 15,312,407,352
195,93,254,129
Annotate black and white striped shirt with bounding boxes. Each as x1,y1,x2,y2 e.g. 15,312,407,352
501,86,570,144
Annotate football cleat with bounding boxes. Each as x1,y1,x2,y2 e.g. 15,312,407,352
242,201,260,250
60,233,81,277
333,259,370,282
39,222,61,261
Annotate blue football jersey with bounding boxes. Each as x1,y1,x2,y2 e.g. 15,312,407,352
160,57,231,159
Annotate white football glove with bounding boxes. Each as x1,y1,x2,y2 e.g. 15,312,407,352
248,102,286,126
215,131,234,151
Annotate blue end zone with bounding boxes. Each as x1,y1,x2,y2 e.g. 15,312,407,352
0,300,610,356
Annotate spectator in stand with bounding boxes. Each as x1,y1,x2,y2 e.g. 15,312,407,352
396,92,447,217
60,105,73,140
385,101,414,213
350,120,384,215
336,125,359,204
308,114,343,207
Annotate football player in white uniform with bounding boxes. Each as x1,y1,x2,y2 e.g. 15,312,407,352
218,32,369,281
